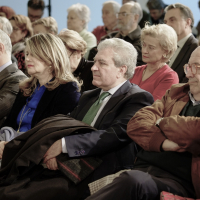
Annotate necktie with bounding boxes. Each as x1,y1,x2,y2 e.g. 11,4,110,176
82,92,110,125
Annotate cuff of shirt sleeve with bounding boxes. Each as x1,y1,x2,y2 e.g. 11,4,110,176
62,137,68,153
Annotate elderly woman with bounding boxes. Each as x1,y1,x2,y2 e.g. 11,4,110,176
32,16,58,35
130,24,179,101
10,15,33,73
58,29,96,92
0,33,81,150
67,3,97,59
0,6,15,19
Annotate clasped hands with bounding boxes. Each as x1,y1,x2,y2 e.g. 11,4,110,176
43,139,62,171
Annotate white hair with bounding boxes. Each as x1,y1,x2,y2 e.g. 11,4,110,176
103,1,121,14
97,38,137,79
0,16,13,36
126,2,143,23
0,29,12,55
67,3,90,29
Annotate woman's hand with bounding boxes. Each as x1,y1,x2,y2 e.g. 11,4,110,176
0,141,8,159
45,158,58,170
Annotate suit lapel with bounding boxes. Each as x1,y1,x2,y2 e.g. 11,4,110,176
94,81,131,128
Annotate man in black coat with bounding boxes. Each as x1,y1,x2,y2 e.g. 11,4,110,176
43,38,154,198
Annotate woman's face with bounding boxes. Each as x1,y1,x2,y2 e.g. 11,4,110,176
67,11,84,32
67,50,82,72
25,46,51,78
33,24,48,35
10,20,27,45
141,35,166,65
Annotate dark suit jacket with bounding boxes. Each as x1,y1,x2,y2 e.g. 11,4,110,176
0,63,26,127
66,81,154,181
2,82,81,130
171,35,198,83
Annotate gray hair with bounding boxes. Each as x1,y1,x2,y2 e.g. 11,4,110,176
126,2,143,23
0,29,12,55
165,3,194,28
103,1,121,14
0,16,13,36
67,3,90,29
141,24,177,62
97,38,137,79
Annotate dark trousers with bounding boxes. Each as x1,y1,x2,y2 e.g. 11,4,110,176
86,170,190,200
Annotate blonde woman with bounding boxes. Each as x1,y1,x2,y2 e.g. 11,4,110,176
2,33,81,134
58,29,96,92
130,24,179,101
10,15,33,73
32,16,58,35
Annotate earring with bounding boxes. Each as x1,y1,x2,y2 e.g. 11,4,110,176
163,54,166,58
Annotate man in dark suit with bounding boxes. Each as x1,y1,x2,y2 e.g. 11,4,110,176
164,3,198,83
0,29,26,127
43,38,154,198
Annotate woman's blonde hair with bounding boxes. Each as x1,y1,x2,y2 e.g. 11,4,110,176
10,15,33,38
20,33,81,96
141,23,177,62
58,29,87,56
32,17,58,34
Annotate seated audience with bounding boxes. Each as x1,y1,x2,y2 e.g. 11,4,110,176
32,16,58,35
0,33,81,144
27,0,45,22
0,29,26,127
10,15,33,74
130,24,179,100
147,0,167,25
164,3,198,83
92,1,120,43
0,38,153,199
58,29,96,92
86,46,200,200
88,2,144,66
0,6,15,19
67,3,97,59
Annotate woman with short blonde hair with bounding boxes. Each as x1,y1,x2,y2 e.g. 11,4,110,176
32,16,58,35
130,23,179,101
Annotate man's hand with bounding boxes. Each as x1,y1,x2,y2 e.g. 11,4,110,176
46,158,58,170
43,139,62,163
162,139,185,152
0,141,8,159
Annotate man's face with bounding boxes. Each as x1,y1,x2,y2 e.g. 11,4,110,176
28,7,43,22
102,3,117,29
186,47,200,98
117,4,135,31
164,8,187,40
149,9,163,21
92,48,124,91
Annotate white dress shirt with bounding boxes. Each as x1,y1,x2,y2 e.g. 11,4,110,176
168,33,192,67
0,61,12,73
62,80,127,153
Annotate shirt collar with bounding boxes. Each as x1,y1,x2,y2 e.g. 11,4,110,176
188,91,200,106
178,33,192,48
0,61,12,73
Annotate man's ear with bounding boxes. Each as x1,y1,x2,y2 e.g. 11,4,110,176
118,65,128,78
134,14,139,22
186,18,192,28
0,43,5,55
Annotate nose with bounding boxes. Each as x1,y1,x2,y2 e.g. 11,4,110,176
91,63,98,71
185,68,194,78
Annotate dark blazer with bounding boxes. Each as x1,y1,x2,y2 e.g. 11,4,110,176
66,81,154,180
0,63,26,127
171,35,198,83
2,82,81,130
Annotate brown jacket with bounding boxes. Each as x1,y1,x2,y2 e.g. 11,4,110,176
127,83,200,198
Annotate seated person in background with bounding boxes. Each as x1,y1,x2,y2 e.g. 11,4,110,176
42,38,154,199
10,15,33,74
129,23,179,101
86,46,200,200
0,33,81,148
88,2,144,66
67,3,97,59
0,29,26,127
32,16,58,35
58,29,96,92
92,1,120,43
0,6,16,19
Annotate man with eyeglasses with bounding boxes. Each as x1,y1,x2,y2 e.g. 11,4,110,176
85,47,200,200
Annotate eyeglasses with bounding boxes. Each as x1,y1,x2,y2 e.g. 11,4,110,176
184,63,200,75
116,12,132,18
